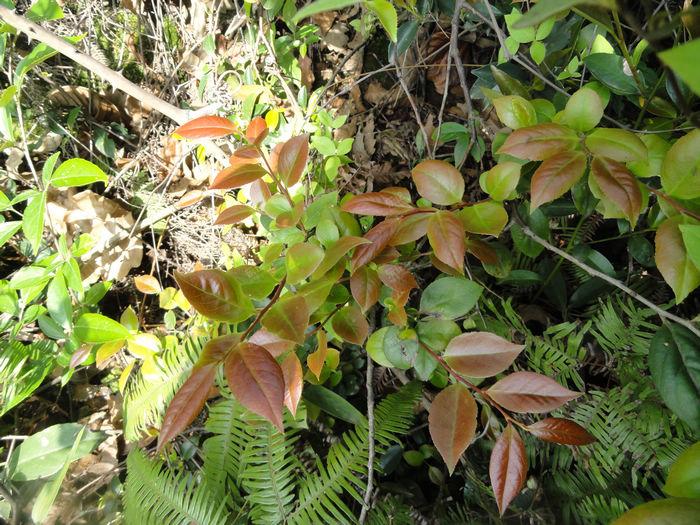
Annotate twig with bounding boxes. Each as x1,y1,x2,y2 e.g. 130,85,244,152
449,0,477,149
513,213,700,339
240,277,287,340
432,15,456,158
0,5,193,124
359,310,377,524
393,53,431,156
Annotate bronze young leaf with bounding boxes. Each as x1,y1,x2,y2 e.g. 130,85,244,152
411,159,465,205
377,264,418,293
174,269,254,322
427,211,466,274
246,116,269,145
525,417,595,445
281,352,303,416
277,135,309,186
341,192,415,216
210,163,267,190
428,383,478,475
214,204,256,225
444,332,524,378
197,334,241,366
173,115,237,139
498,123,579,161
530,150,587,210
487,371,582,413
350,266,381,312
389,212,432,245
489,425,528,516
261,294,310,344
351,218,400,272
589,156,643,227
307,330,328,380
332,303,370,345
224,342,285,431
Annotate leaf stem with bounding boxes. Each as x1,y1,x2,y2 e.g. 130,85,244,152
241,277,287,341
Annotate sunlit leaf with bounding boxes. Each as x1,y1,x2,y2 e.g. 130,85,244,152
50,159,108,187
286,242,324,284
312,236,371,278
281,352,303,416
134,275,162,294
175,270,254,322
261,294,310,343
428,383,477,475
307,330,329,380
214,204,255,225
341,192,415,216
563,88,603,132
277,135,309,186
246,116,268,145
174,115,237,139
75,313,129,344
493,95,537,130
210,163,267,190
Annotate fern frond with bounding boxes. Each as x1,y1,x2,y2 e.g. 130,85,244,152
0,339,56,416
289,382,421,525
124,449,230,525
365,496,416,525
123,337,203,442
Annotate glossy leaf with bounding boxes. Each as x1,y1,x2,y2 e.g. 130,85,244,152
214,204,255,225
261,294,310,344
332,303,369,345
350,266,381,312
564,88,603,132
351,218,400,272
277,134,309,186
246,116,268,145
249,329,296,358
341,192,415,216
427,211,466,274
420,277,483,319
75,313,129,344
590,157,642,227
158,364,216,449
49,159,108,187
411,160,465,206
174,115,237,139
308,330,329,380
655,216,700,303
525,418,596,445
530,151,587,210
649,325,700,433
585,129,647,163
487,371,583,413
659,38,700,96
489,425,527,516
390,212,432,245
312,236,371,278
210,163,267,190
664,442,700,498
661,129,700,199
480,162,521,201
286,242,324,284
499,123,579,161
281,352,303,416
174,270,254,322
444,332,524,378
134,275,161,294
493,95,537,130
457,201,508,236
198,334,240,366
611,498,700,525
224,342,285,431
377,264,418,293
303,384,365,424
428,383,478,474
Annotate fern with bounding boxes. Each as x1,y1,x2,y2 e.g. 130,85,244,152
0,339,56,416
123,336,202,441
288,382,422,525
124,449,230,525
365,496,416,525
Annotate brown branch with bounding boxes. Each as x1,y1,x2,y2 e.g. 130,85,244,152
241,277,287,341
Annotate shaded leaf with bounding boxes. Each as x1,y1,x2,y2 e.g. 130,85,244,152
429,383,478,474
174,115,237,139
224,342,285,431
332,303,369,345
261,294,310,343
655,216,700,303
341,192,415,216
664,442,700,498
420,277,483,319
281,352,303,416
198,334,240,366
498,123,579,161
489,425,527,516
525,417,596,445
174,270,254,322
427,211,466,274
661,129,700,199
530,151,587,210
351,218,400,272
350,265,381,312
444,332,524,378
488,372,582,413
611,498,700,525
590,156,642,227
411,160,465,205
312,236,371,278
302,383,365,424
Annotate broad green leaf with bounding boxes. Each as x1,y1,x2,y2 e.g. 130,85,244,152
0,85,16,107
659,39,700,97
529,41,546,65
648,325,700,434
228,265,276,300
655,216,700,303
46,270,72,329
174,270,254,322
584,53,639,95
303,384,365,424
564,88,603,132
366,327,396,367
664,442,700,498
395,19,419,56
629,134,670,179
286,242,324,284
293,0,357,23
75,313,130,344
661,129,700,199
14,36,82,88
680,224,700,272
585,129,647,163
382,326,420,370
26,0,64,22
366,0,397,42
49,158,108,187
456,200,508,236
22,191,46,254
504,9,536,44
41,151,60,186
612,498,700,525
480,162,521,202
420,277,483,319
417,319,461,353
8,423,105,481
262,294,310,343
0,220,21,248
513,0,615,29
493,96,538,129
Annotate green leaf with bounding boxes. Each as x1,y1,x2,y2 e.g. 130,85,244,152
0,85,16,107
648,325,700,433
382,326,420,370
416,319,461,353
420,277,483,319
585,128,647,163
293,0,357,23
22,191,46,255
664,442,700,498
366,326,396,367
286,242,324,284
0,220,21,248
680,224,700,272
479,162,520,202
564,88,603,132
8,423,105,481
456,200,508,236
659,39,700,97
611,498,700,525
26,0,64,22
366,0,397,42
47,270,72,329
661,129,700,199
14,36,82,88
493,96,538,129
394,19,419,56
514,0,614,29
655,216,700,303
303,384,365,424
584,53,639,95
50,158,108,187
75,313,130,344
529,41,546,65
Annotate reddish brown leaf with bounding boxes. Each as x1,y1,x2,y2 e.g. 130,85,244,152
210,163,267,190
246,116,268,145
249,329,296,358
381,186,412,202
411,159,465,205
590,156,643,227
427,211,466,274
487,371,583,413
332,303,370,344
378,264,418,293
277,135,309,186
312,236,371,278
307,330,328,380
249,179,272,206
465,238,498,265
350,266,381,312
276,201,305,228
225,343,285,431
498,123,579,161
444,332,524,378
530,151,587,210
351,218,400,272
174,115,237,139
198,334,240,366
281,352,303,416
429,383,478,474
341,192,415,216
214,204,256,225
175,190,205,209
230,145,260,161
374,246,400,264
174,270,254,322
429,254,464,277
390,212,432,245
261,294,310,344
525,418,596,445
158,364,217,449
489,425,528,516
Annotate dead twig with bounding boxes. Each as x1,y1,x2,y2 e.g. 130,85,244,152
359,309,377,524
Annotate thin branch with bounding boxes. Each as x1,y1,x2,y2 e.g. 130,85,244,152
359,310,377,524
513,213,700,339
449,0,477,147
393,54,431,156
